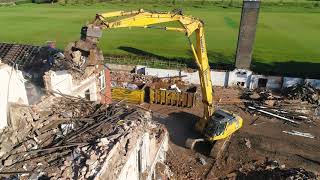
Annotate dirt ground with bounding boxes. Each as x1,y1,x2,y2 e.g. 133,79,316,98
143,87,320,179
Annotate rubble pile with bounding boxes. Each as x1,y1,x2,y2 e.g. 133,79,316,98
241,89,318,125
111,71,154,85
241,89,283,106
111,81,141,90
110,71,190,88
0,97,154,179
282,83,320,105
236,160,318,179
51,57,98,81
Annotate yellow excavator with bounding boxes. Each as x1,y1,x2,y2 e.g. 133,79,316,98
69,9,243,156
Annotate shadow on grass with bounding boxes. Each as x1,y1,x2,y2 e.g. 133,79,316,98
118,46,320,78
118,46,235,70
251,59,320,79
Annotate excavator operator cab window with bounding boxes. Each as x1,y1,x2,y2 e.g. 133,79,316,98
204,119,227,137
204,110,236,137
212,112,225,120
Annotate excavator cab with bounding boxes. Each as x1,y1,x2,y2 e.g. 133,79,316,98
186,109,243,157
204,109,243,142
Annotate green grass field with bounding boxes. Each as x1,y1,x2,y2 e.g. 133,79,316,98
0,2,319,77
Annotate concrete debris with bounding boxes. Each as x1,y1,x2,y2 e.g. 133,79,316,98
266,160,279,170
236,160,318,180
283,130,315,139
244,138,251,149
111,81,139,90
282,83,320,105
111,71,154,85
0,96,157,179
248,105,301,125
242,89,283,103
242,89,318,125
110,71,191,90
198,156,207,165
169,84,181,93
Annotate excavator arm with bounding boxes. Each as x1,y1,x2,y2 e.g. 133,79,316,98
82,9,214,131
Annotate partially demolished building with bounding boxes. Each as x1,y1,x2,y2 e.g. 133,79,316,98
0,42,169,180
0,42,112,129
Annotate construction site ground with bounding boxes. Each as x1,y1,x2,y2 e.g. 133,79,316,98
143,87,320,179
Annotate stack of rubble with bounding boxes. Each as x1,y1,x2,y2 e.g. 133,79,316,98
110,71,190,88
110,71,154,85
236,160,318,179
51,56,98,82
111,81,140,90
0,96,154,179
241,89,317,125
241,89,283,107
282,83,320,105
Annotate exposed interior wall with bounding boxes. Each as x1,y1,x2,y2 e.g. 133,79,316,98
117,132,168,180
44,70,73,95
72,76,98,101
117,133,150,180
96,129,168,180
44,70,99,102
250,75,282,90
0,64,28,129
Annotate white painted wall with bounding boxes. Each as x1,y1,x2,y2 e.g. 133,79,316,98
46,71,98,101
181,70,228,86
144,67,180,78
0,64,28,129
143,67,229,86
250,75,262,89
211,71,228,86
250,75,282,90
227,69,252,88
283,77,304,88
266,76,282,89
116,132,168,180
72,76,98,101
47,70,73,95
135,65,147,74
133,65,320,90
181,71,199,84
305,79,320,89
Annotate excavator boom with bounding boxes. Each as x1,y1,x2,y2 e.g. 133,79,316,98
69,9,243,149
84,9,214,130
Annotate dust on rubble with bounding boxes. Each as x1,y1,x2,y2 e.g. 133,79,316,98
0,95,161,179
165,143,214,180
